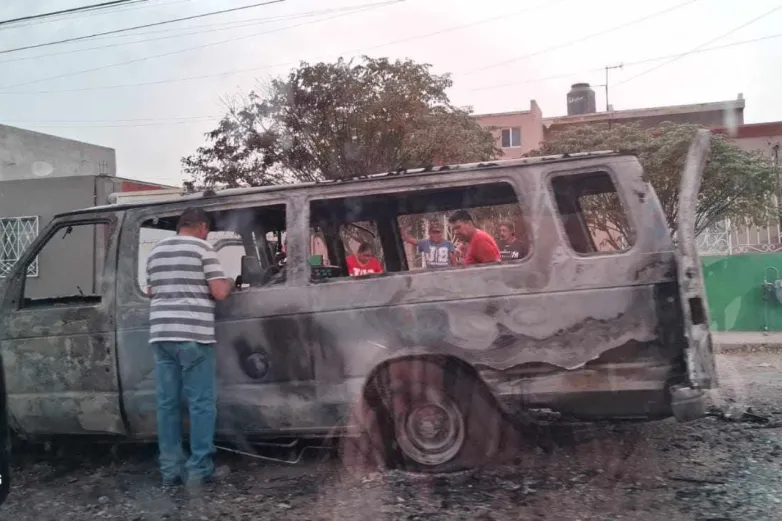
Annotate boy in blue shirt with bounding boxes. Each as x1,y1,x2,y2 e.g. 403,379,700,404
402,221,456,269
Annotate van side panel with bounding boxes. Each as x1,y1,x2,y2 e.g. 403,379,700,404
304,157,686,422
111,155,686,438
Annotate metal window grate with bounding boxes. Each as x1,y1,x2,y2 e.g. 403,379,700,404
0,216,39,277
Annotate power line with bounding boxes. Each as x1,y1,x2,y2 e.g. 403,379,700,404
0,0,402,91
6,115,219,123
615,3,782,87
3,0,192,30
9,28,782,129
346,0,571,54
0,0,285,56
8,26,780,97
11,118,222,129
0,0,145,28
0,5,386,65
1,0,567,63
459,0,703,75
470,32,782,92
0,0,557,94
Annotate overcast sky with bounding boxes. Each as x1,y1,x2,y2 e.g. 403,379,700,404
1,0,780,187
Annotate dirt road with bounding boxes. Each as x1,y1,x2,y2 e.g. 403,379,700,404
4,352,782,521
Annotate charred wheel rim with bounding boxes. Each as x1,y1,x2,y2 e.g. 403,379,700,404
395,396,465,467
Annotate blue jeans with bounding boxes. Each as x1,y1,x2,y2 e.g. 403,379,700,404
153,341,217,482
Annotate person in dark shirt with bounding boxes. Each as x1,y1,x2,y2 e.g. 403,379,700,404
497,221,527,261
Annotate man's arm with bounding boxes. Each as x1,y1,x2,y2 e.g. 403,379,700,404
447,241,458,266
202,245,233,301
401,231,419,247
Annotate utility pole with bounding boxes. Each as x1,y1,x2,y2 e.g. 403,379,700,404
604,63,624,112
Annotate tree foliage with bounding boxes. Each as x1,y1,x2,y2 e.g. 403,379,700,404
182,56,499,188
531,122,778,236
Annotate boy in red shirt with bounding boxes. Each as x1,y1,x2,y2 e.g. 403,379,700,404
448,210,501,265
346,242,384,276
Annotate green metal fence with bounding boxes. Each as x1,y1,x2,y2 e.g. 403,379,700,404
703,252,782,332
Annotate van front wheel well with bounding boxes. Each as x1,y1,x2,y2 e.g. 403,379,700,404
339,355,508,474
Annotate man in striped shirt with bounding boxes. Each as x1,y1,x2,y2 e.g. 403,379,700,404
146,207,234,486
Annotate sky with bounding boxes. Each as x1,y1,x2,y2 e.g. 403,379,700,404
0,0,780,188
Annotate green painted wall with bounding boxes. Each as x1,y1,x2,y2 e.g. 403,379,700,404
702,253,782,332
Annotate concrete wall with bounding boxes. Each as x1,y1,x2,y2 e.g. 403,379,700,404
0,176,97,299
703,252,782,332
732,135,782,160
0,124,116,181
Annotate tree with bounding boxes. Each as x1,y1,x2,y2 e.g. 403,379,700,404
530,122,778,237
182,57,499,188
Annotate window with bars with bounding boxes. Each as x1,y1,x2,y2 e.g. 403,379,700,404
0,216,39,278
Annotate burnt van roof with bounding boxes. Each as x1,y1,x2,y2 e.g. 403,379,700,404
56,150,626,218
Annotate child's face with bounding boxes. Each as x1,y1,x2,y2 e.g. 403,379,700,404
357,250,373,264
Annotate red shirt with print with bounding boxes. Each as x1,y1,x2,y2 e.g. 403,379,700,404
464,229,501,265
346,255,383,276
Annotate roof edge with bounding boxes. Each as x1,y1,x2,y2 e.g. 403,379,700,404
59,151,629,217
542,98,746,125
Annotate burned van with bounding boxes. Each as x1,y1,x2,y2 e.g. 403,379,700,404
0,138,717,472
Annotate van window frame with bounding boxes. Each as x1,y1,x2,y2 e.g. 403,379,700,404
304,175,532,284
545,165,638,258
129,198,290,299
12,215,116,311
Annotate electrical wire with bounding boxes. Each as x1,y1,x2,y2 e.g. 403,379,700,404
0,0,402,91
0,0,145,28
4,117,222,129
10,28,781,128
0,5,390,65
0,0,285,56
0,0,559,94
459,0,703,75
614,3,782,87
470,31,782,92
2,0,193,30
11,120,221,129
7,28,781,97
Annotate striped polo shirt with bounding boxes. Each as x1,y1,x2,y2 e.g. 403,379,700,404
146,235,226,344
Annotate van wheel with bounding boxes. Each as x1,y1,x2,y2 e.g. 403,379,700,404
375,359,504,473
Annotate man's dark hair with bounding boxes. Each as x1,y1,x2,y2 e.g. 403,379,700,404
357,241,374,254
448,209,473,224
177,207,211,233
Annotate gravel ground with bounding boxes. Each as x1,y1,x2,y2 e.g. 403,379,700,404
4,352,782,521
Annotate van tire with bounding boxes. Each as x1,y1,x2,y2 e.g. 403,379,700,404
373,358,504,473
336,385,395,476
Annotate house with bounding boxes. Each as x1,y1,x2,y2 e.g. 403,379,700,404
712,121,782,162
542,87,745,138
472,100,544,158
0,124,174,299
474,83,747,153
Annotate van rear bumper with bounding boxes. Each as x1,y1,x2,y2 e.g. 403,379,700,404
669,384,706,423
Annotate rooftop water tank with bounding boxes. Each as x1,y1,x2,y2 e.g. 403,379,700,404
567,83,597,116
